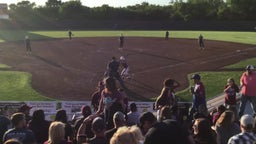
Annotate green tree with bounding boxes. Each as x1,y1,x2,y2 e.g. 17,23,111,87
230,0,256,20
9,1,36,20
43,0,62,19
45,0,62,7
171,2,192,21
93,4,115,19
127,2,171,20
59,0,83,19
216,3,232,20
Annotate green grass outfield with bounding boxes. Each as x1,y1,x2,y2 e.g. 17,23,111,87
175,71,243,102
0,30,256,45
176,57,256,102
0,30,256,101
0,71,54,101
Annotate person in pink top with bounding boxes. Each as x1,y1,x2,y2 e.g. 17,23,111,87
239,65,256,117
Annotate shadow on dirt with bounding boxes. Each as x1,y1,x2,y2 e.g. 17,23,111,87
32,55,67,70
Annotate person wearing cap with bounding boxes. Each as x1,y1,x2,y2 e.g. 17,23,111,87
107,57,126,88
18,104,33,125
189,74,206,120
228,114,256,144
3,113,36,144
239,64,256,117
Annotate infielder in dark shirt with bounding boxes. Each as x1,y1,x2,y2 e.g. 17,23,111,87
107,57,125,88
165,31,169,40
119,34,124,49
198,34,205,50
68,30,73,40
25,36,32,54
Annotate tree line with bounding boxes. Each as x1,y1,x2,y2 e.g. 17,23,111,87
3,0,256,29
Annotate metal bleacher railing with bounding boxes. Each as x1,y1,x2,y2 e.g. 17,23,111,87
206,92,255,114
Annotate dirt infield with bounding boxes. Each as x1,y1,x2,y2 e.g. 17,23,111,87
0,37,255,101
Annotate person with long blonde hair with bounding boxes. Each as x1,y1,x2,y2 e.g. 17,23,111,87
44,121,73,144
110,126,144,144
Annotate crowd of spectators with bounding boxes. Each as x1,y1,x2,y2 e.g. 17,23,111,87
1,64,256,144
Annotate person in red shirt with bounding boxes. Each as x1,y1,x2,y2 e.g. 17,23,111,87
224,78,239,108
239,65,256,117
189,74,206,120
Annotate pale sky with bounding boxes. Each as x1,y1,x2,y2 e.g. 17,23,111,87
1,0,172,7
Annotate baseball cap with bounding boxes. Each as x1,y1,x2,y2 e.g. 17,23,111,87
92,117,105,133
191,74,201,80
246,65,254,70
240,114,255,128
19,104,32,112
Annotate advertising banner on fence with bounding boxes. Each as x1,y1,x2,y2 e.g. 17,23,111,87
0,101,155,121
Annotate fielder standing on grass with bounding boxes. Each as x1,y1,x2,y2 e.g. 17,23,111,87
25,36,32,54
